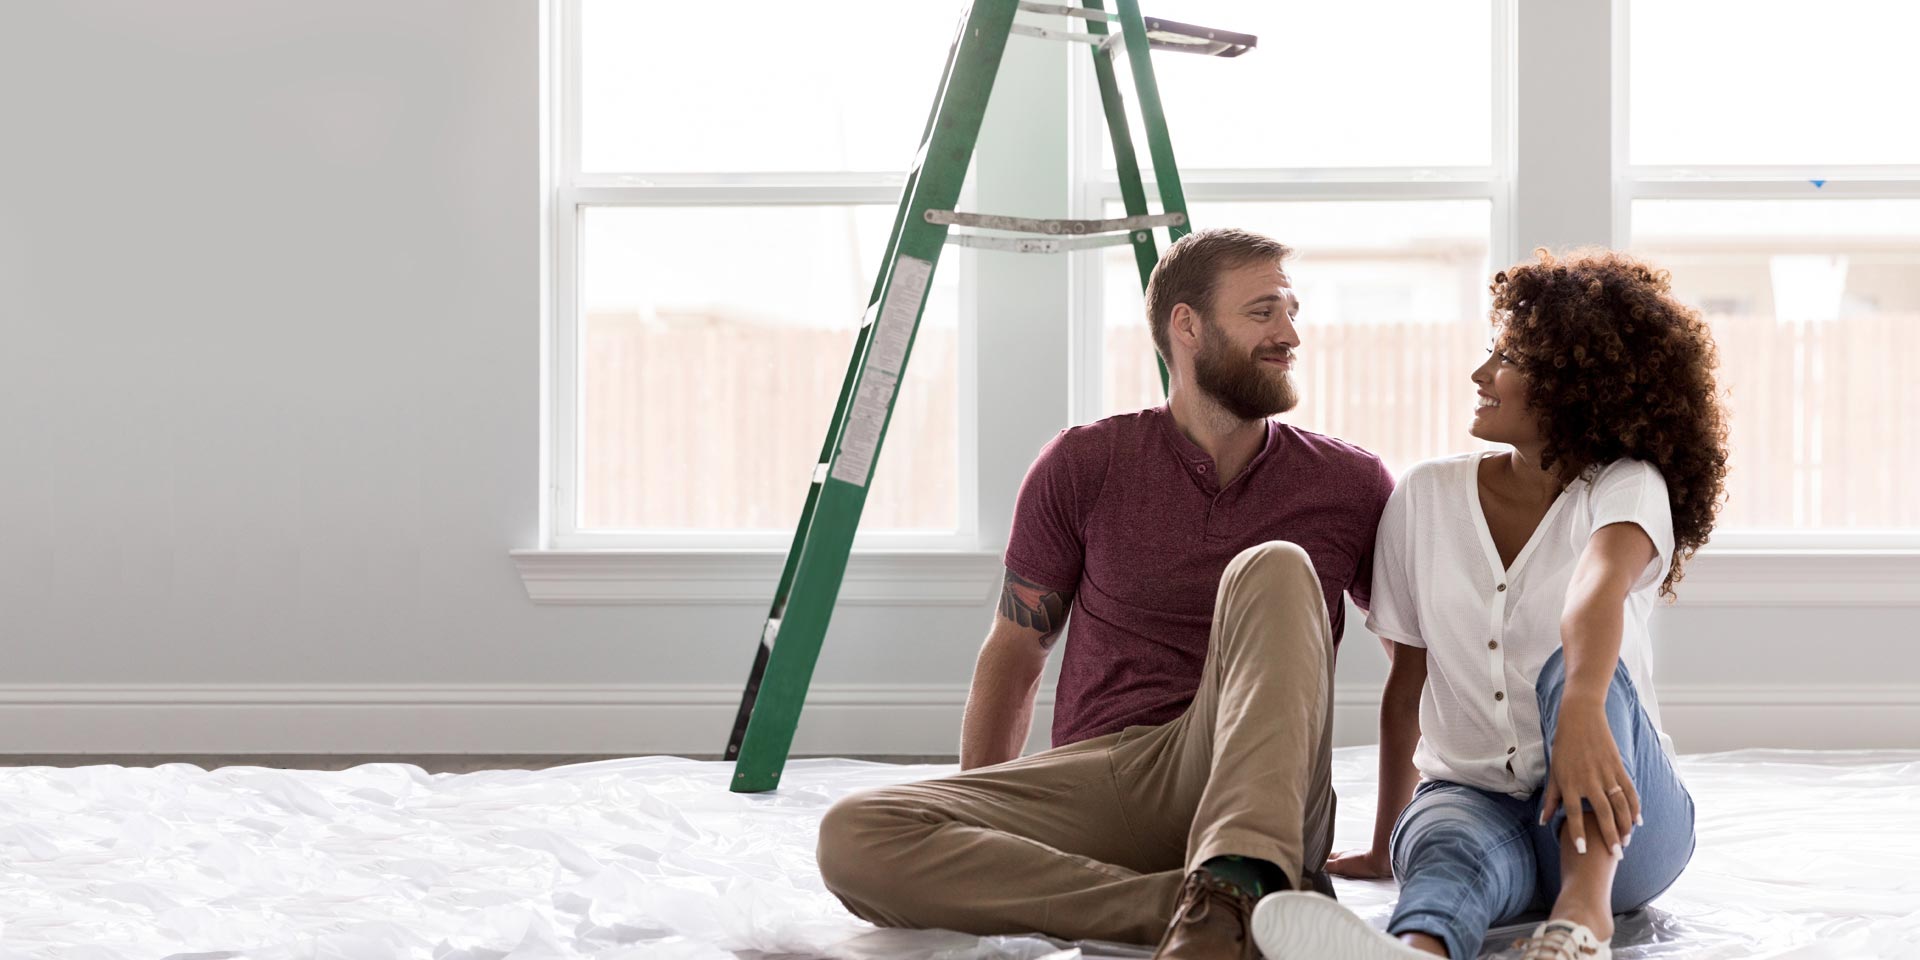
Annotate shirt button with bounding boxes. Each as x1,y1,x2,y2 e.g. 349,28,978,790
1496,583,1507,592
1488,640,1499,650
1196,464,1209,473
1507,746,1517,754
1494,691,1505,701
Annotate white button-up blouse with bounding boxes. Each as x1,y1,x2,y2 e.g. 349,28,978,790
1366,452,1680,798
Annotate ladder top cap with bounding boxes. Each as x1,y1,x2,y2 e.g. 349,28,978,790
1142,16,1257,57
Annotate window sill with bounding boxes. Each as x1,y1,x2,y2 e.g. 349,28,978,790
1668,550,1920,607
510,548,1918,607
510,549,1004,606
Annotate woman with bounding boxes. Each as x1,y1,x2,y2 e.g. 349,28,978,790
1252,249,1730,960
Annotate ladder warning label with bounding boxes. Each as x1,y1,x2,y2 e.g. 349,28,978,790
831,254,933,488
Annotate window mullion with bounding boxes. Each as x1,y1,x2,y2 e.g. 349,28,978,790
1514,0,1613,253
548,0,582,547
1490,0,1518,270
972,33,1072,551
551,194,581,544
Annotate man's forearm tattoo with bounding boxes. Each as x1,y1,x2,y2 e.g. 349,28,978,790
1000,569,1073,649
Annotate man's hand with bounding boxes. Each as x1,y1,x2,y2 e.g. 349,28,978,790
1326,847,1392,880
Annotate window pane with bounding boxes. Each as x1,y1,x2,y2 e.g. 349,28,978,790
580,1,962,173
1631,1,1920,166
1631,199,1920,530
1101,200,1493,475
1103,1,1490,170
580,206,958,531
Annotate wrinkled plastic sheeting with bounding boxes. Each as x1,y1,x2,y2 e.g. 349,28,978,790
0,747,1914,958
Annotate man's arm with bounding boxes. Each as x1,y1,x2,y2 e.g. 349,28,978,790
958,568,1074,770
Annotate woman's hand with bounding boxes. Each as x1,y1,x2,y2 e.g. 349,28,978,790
1326,847,1393,880
1540,702,1641,857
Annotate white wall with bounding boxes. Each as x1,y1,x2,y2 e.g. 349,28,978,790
0,2,1914,758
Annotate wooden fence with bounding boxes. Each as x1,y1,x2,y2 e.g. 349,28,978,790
584,310,1917,533
582,313,957,531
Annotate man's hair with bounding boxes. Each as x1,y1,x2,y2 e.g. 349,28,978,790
1144,228,1294,362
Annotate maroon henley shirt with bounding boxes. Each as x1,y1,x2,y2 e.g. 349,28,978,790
1003,404,1395,747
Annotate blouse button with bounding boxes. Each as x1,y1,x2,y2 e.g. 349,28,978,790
1494,691,1505,701
1488,640,1499,650
1496,583,1507,592
1508,746,1517,754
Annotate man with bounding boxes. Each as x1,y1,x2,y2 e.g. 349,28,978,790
816,228,1395,958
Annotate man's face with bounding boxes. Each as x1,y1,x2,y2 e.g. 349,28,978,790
1189,259,1302,421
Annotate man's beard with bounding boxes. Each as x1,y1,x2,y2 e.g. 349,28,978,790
1192,314,1298,421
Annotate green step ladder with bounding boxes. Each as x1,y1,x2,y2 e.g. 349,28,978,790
724,0,1255,793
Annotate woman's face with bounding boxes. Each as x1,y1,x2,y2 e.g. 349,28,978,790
1468,336,1543,446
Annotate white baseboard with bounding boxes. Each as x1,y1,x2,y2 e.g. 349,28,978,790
1329,685,1920,754
0,684,991,756
0,683,1915,755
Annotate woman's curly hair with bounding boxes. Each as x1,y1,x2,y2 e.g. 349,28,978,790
1490,248,1730,600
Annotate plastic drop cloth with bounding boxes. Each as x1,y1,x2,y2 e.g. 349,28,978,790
0,746,1915,959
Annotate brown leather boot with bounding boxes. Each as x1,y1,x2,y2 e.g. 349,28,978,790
1149,870,1259,960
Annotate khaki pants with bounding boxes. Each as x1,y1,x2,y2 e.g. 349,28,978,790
816,540,1338,945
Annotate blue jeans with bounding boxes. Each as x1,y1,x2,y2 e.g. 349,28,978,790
1385,649,1697,959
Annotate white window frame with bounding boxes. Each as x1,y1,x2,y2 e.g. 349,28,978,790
1065,0,1518,429
539,0,982,553
1612,0,1920,550
522,0,1920,603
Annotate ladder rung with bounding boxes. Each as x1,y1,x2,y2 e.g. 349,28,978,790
925,209,1185,235
944,231,1149,254
1009,22,1111,48
1015,1,1113,22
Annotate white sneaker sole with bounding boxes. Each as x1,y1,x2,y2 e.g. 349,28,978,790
1251,891,1432,960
